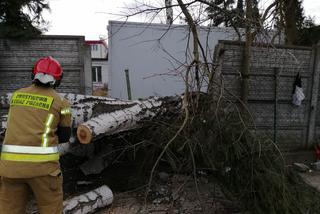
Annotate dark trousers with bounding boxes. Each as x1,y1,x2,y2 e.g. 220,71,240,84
0,173,63,214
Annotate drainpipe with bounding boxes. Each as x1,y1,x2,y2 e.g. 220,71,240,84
124,69,132,100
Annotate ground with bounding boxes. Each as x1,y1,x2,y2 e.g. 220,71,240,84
299,170,320,192
96,173,241,214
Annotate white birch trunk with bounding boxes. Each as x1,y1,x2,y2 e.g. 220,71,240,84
76,97,164,144
1,93,182,145
57,142,71,156
0,93,135,129
60,93,133,127
63,185,113,214
0,92,12,107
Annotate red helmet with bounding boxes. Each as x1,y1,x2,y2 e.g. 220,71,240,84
32,56,63,80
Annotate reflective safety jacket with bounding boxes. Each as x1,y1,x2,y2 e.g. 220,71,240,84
0,84,72,178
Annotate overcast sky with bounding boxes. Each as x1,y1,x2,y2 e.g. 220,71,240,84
43,0,320,40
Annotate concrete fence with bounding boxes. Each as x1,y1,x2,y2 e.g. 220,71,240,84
1,37,320,152
0,35,92,129
0,35,92,95
216,41,320,151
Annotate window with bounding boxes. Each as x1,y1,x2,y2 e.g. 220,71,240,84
91,44,98,51
92,66,102,82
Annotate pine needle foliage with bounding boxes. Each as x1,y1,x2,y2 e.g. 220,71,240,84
0,0,49,38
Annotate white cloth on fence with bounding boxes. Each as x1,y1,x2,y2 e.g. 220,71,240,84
292,86,305,106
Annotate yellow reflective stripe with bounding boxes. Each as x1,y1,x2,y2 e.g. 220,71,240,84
1,152,59,162
42,113,54,147
10,92,53,111
61,107,71,115
44,127,50,135
42,135,48,147
46,114,54,127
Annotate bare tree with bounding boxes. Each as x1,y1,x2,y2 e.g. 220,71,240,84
241,0,253,104
165,0,174,24
106,1,319,213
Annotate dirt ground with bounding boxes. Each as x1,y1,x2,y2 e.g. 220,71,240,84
96,173,241,214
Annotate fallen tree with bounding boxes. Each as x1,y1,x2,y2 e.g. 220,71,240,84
0,93,182,162
0,93,182,190
76,96,181,144
0,93,182,213
1,93,182,144
0,93,182,164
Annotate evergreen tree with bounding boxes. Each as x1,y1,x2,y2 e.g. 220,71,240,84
233,0,245,28
205,0,236,27
280,0,304,45
275,0,319,46
0,0,49,38
298,17,320,46
205,0,260,29
252,0,260,28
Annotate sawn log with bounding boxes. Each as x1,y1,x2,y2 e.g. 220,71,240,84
1,93,182,145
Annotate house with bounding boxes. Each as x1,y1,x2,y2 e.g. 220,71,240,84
107,20,282,100
85,40,109,96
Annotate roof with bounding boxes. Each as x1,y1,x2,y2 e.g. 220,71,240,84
85,40,107,48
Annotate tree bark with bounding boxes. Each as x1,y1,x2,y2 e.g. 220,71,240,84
283,0,299,45
0,93,134,128
241,0,253,104
165,0,173,24
61,93,134,128
76,96,181,144
63,185,113,214
0,92,11,108
177,0,201,93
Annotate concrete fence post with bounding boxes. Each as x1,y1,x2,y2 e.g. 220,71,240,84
307,44,320,147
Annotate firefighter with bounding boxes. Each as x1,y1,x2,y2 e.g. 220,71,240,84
0,56,72,214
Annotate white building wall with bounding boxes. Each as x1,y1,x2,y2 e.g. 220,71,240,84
108,21,244,100
108,21,280,100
